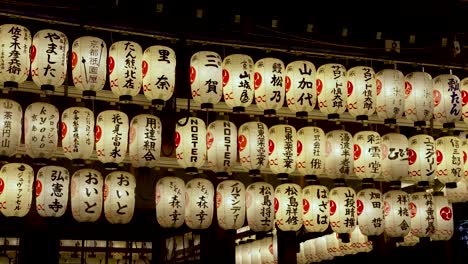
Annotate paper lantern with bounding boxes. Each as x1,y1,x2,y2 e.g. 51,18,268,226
353,131,382,180
71,36,107,97
314,236,333,261
206,120,237,174
409,192,435,238
268,125,297,176
436,136,463,188
329,187,357,235
238,121,269,175
155,176,186,228
253,57,285,116
302,185,329,233
404,72,433,127
302,239,317,263
381,133,409,183
246,182,274,232
95,110,129,169
325,130,353,179
433,74,461,128
36,166,70,217
259,237,275,264
325,233,343,257
297,126,325,177
250,240,262,264
129,114,161,168
0,99,22,159
190,51,222,109
24,102,59,161
185,178,214,229
396,232,420,247
70,169,103,222
431,193,453,241
407,134,435,185
445,178,468,203
175,117,206,174
108,41,142,101
285,60,316,118
462,77,468,124
0,24,31,89
357,188,384,236
375,69,405,124
222,54,254,112
142,45,176,105
0,163,34,217
350,227,373,253
346,66,376,120
61,107,94,165
104,171,136,224
274,183,302,231
30,29,68,91
316,63,347,119
383,190,411,238
216,180,245,230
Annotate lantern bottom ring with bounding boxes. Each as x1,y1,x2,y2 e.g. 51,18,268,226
152,99,165,106
216,172,229,180
442,122,455,129
328,113,339,120
445,182,457,189
3,81,18,89
277,173,289,181
201,103,213,110
264,109,276,117
389,181,402,189
119,95,133,103
414,121,426,127
82,90,97,98
295,111,308,118
72,159,86,167
184,167,199,175
32,158,49,166
103,162,119,170
232,106,245,113
384,118,397,125
356,115,368,121
40,84,55,92
248,169,261,177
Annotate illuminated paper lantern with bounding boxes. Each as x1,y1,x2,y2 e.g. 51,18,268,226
315,236,333,261
381,133,408,183
0,24,31,89
222,54,254,112
70,168,103,222
207,120,237,174
129,114,161,168
269,125,297,176
329,187,357,236
436,136,463,188
104,171,136,224
155,176,186,228
407,134,435,185
325,130,353,180
253,57,285,116
24,102,59,161
61,107,94,165
325,233,343,257
445,178,468,203
302,185,329,233
142,45,176,105
246,182,274,232
108,41,142,101
297,126,325,177
0,99,22,159
238,121,269,175
0,163,33,217
404,72,433,127
190,51,222,109
316,63,347,119
274,183,302,231
175,117,206,174
71,36,107,97
357,188,384,236
260,237,276,264
346,66,376,120
375,69,405,124
433,74,461,128
350,227,373,253
409,192,435,238
250,240,262,264
185,178,214,229
431,193,453,241
353,131,382,180
36,165,69,217
383,190,411,238
285,60,316,118
95,110,129,168
216,180,245,230
30,29,68,91
396,232,420,247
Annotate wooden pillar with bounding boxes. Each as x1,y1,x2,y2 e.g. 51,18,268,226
277,230,297,264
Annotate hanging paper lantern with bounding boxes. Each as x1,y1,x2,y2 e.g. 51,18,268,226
285,60,316,118
396,232,420,247
268,124,297,176
104,171,136,224
61,107,94,165
431,193,453,241
238,121,269,175
222,54,254,112
346,66,376,120
155,176,185,228
216,180,246,230
0,99,22,159
142,45,176,105
302,185,329,233
250,240,262,264
329,187,357,236
314,236,333,261
316,63,347,119
404,72,433,127
381,133,408,183
71,36,107,97
274,183,302,231
30,29,68,92
436,136,463,188
325,233,343,257
24,102,59,162
70,168,103,222
297,126,325,177
325,130,353,180
175,117,206,174
0,163,34,217
246,182,274,232
259,237,275,264
206,120,237,174
253,57,285,116
375,69,405,124
190,51,222,109
129,114,161,168
433,74,461,128
350,227,373,253
108,41,142,101
0,24,31,89
445,178,468,203
95,110,129,169
353,131,382,180
383,190,411,238
407,134,435,185
36,165,70,217
409,192,435,238
185,178,214,229
357,188,384,236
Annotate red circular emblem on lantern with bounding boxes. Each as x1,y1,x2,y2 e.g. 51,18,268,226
433,90,441,107
222,69,229,87
303,198,310,214
0,178,4,195
462,90,468,106
354,144,361,160
71,51,78,70
436,150,443,165
254,72,262,90
61,122,67,140
95,125,102,143
464,151,467,164
206,132,214,150
329,200,336,216
189,66,196,85
108,56,115,75
297,140,303,156
316,79,323,96
174,132,181,148
408,149,417,165
238,135,247,152
285,76,291,93
216,191,222,208
357,199,364,216
30,45,37,63
142,60,148,78
383,201,390,216
35,179,42,197
440,206,452,221
409,202,417,218
376,79,382,95
268,139,274,156
347,81,353,97
274,197,279,213
404,81,412,98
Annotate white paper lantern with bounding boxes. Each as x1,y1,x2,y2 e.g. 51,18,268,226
297,126,325,177
274,183,302,231
353,131,382,180
129,114,161,168
350,227,372,253
95,110,129,168
61,107,94,164
407,134,435,185
357,188,384,236
409,192,435,238
0,99,22,159
285,60,316,118
302,239,315,263
433,74,461,128
108,41,142,101
436,136,463,188
259,237,275,264
375,69,405,124
396,232,420,247
383,190,411,238
175,117,206,174
70,168,103,222
155,176,185,228
24,102,59,161
325,233,343,257
222,54,254,112
253,57,285,116
0,163,33,217
238,121,269,175
142,45,176,105
71,36,107,97
206,120,237,174
246,182,274,232
316,63,347,119
36,165,69,217
314,236,333,261
381,133,408,183
0,24,31,88
104,171,136,224
346,66,376,120
268,124,297,175
302,185,329,233
404,72,433,127
431,193,454,241
185,178,214,229
190,51,222,109
250,240,262,264
445,178,468,203
329,187,357,235
216,180,245,230
325,130,353,179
